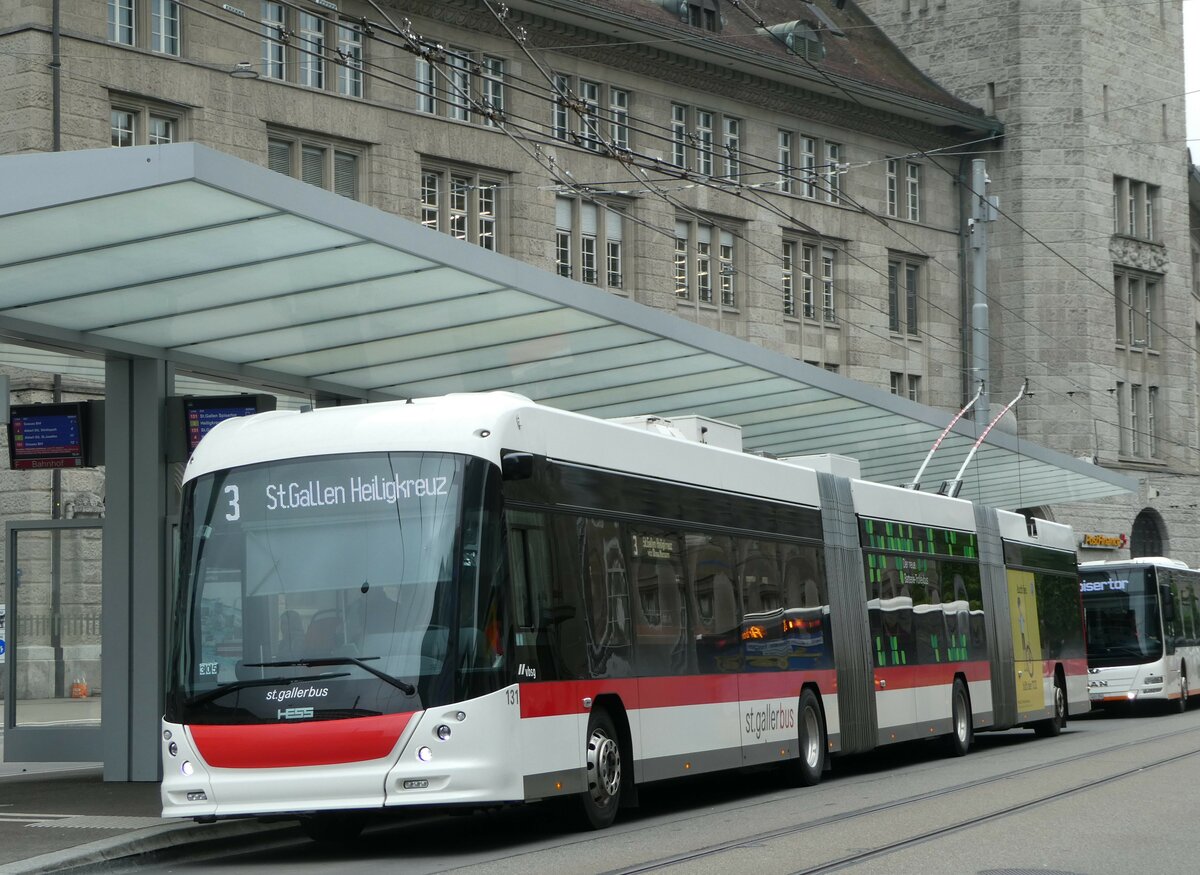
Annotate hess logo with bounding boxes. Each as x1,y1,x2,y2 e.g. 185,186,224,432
277,707,314,720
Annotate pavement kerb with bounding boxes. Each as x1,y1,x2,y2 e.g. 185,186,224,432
0,817,298,875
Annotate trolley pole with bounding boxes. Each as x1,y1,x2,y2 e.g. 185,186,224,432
969,159,997,425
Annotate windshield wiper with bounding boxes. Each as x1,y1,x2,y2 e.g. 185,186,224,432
246,656,416,695
184,672,351,708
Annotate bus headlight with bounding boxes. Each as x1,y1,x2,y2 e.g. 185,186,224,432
436,724,452,741
417,747,433,762
168,742,178,757
181,761,195,776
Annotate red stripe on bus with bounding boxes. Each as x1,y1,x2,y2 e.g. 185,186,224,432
190,713,414,769
519,669,843,719
873,661,991,691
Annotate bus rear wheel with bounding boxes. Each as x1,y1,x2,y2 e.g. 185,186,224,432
1034,677,1066,737
944,678,972,757
784,688,826,787
577,709,622,830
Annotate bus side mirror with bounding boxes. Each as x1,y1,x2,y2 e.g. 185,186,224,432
501,452,533,481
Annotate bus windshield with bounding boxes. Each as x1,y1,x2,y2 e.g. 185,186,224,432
167,452,505,724
1080,567,1162,667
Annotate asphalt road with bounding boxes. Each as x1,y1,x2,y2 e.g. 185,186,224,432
109,706,1200,875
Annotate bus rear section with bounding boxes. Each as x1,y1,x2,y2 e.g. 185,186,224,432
1080,558,1200,711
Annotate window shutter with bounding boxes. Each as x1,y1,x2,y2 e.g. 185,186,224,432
606,209,622,241
580,203,598,236
268,139,291,176
334,151,357,199
555,197,572,231
301,145,325,187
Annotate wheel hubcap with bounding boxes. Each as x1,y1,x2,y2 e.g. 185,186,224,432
955,694,967,741
587,729,621,804
803,706,821,769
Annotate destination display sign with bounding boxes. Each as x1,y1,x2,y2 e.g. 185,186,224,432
186,399,260,453
7,403,87,470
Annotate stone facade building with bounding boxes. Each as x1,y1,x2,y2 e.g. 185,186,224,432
858,0,1198,563
0,0,1195,709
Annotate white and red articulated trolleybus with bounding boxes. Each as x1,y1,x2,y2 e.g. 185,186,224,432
162,392,1087,839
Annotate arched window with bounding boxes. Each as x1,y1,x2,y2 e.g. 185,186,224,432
1130,508,1165,558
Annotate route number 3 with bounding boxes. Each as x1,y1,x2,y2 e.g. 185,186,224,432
224,485,240,522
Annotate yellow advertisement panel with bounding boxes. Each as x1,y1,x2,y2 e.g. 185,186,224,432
1008,569,1043,713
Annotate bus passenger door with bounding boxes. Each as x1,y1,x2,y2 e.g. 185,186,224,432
1007,569,1044,719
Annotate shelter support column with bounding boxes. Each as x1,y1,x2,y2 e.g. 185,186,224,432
101,358,168,781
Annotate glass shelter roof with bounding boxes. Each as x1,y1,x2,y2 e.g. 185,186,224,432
0,144,1133,510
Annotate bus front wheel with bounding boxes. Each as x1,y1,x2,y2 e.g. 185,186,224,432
1173,667,1189,714
577,709,622,830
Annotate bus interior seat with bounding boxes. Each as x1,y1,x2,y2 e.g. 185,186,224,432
304,611,344,655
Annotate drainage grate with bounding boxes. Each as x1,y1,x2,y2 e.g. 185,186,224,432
28,816,167,830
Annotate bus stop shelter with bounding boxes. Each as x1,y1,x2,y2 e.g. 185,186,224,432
0,144,1135,780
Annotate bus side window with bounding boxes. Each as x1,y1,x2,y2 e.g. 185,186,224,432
507,510,586,679
580,518,633,678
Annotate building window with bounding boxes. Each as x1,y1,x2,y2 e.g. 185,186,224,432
824,142,843,204
1130,383,1142,456
723,117,741,180
782,240,796,316
110,99,182,147
1115,270,1159,350
268,132,361,200
298,12,326,88
787,241,837,321
446,49,471,121
778,131,793,194
1148,385,1159,458
550,76,629,151
421,165,503,251
109,0,181,55
695,111,714,176
555,197,625,290
419,49,505,124
1113,176,1159,240
672,106,743,178
890,372,920,401
905,164,921,221
779,132,840,200
886,159,898,216
1119,382,1162,461
888,257,921,335
261,2,366,96
579,80,601,151
337,22,364,98
609,88,630,150
672,104,688,168
261,2,286,80
688,0,722,31
675,217,736,307
481,56,506,126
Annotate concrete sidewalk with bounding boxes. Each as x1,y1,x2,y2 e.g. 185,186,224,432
0,763,294,874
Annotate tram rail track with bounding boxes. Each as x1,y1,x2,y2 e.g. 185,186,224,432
598,720,1200,875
